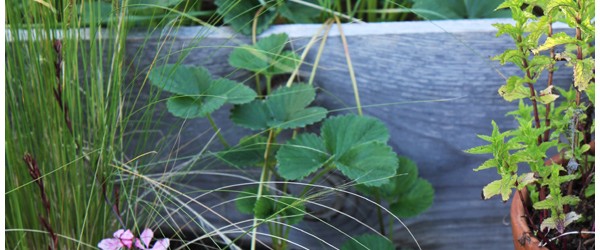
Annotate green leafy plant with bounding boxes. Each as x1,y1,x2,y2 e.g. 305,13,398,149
466,0,594,248
150,31,434,249
411,0,511,20
215,0,321,35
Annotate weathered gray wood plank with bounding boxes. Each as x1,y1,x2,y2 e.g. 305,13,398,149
124,19,574,249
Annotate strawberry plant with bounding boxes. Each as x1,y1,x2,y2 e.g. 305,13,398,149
149,32,434,249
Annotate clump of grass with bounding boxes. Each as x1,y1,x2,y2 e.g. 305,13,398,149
5,0,130,248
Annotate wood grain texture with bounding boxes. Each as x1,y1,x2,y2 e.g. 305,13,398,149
123,19,574,249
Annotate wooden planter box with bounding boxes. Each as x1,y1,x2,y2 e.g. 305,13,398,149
123,19,572,249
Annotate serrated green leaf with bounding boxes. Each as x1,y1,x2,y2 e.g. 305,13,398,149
390,178,434,218
277,115,397,187
574,58,594,91
498,76,530,101
231,83,328,130
547,0,579,14
150,65,256,118
495,0,519,11
493,49,523,66
357,157,434,218
276,133,331,180
355,156,419,200
322,115,390,157
235,187,262,214
268,50,300,75
473,158,497,171
336,142,398,186
166,95,225,119
464,145,493,154
254,196,275,220
231,100,269,130
229,45,269,72
215,0,277,35
540,212,581,233
585,176,594,197
517,172,537,189
585,83,595,105
533,195,580,210
476,134,493,142
271,107,328,129
229,33,299,76
482,179,501,200
266,84,327,129
538,93,559,104
533,32,578,54
213,78,258,104
390,157,419,194
340,234,395,250
275,196,306,225
528,55,553,72
561,195,581,206
540,216,558,231
482,174,516,200
217,135,269,168
149,65,211,95
493,23,521,38
279,0,321,23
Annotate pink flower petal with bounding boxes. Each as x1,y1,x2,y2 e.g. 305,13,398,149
135,239,146,249
98,238,123,250
114,229,134,248
151,238,170,250
139,228,154,247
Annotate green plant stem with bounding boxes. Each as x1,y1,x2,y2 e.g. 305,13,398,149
543,20,554,142
374,191,386,236
255,75,263,97
516,35,542,144
250,159,270,250
250,128,275,250
266,75,272,95
206,114,230,148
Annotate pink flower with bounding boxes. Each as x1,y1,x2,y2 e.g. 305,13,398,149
135,228,170,250
98,229,135,250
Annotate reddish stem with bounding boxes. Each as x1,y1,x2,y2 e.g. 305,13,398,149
24,154,58,249
544,21,554,142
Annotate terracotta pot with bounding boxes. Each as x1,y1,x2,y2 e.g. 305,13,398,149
510,140,594,250
510,189,548,250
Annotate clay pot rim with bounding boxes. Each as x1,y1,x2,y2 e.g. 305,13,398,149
509,140,594,250
510,189,548,250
